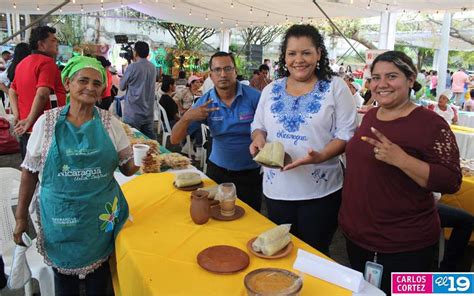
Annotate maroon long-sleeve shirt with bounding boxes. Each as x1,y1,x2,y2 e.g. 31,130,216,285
339,106,462,253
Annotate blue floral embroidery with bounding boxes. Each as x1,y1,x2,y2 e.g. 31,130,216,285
270,78,330,133
265,170,276,184
312,169,328,183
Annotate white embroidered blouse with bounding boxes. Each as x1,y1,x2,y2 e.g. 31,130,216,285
251,77,357,201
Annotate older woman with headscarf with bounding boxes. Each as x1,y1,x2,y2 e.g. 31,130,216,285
13,56,139,296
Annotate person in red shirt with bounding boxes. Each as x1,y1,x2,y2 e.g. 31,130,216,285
339,51,462,294
8,26,66,159
94,55,115,110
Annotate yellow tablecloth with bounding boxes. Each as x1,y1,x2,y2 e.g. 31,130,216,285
440,176,474,244
112,173,351,296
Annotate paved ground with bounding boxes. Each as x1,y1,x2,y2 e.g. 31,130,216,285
1,133,472,295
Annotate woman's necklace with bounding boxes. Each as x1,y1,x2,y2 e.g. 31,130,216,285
377,99,412,121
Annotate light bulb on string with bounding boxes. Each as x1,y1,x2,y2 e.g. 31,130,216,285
285,15,288,22
121,0,124,8
72,0,75,3
235,21,238,27
36,4,40,11
350,0,353,4
230,1,234,8
220,17,223,24
101,3,104,10
81,4,84,12
385,4,389,12
250,7,253,14
266,11,270,17
300,17,303,24
205,14,208,21
172,3,175,9
155,0,158,2
188,9,192,16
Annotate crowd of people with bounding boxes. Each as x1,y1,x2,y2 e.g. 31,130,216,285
0,23,472,296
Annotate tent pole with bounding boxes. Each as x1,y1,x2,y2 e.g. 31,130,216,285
311,0,365,62
1,0,70,45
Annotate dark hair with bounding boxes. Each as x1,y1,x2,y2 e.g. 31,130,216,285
1,51,10,56
134,41,149,58
161,76,175,92
178,70,186,79
29,26,56,51
209,51,236,70
236,75,245,81
470,88,474,98
95,55,111,68
253,70,260,75
371,51,418,96
259,64,270,72
7,43,31,82
370,51,417,80
277,24,332,81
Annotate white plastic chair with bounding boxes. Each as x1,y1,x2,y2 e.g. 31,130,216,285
200,124,210,173
158,103,193,157
0,168,55,296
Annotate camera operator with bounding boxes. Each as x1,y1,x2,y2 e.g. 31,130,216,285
119,41,157,139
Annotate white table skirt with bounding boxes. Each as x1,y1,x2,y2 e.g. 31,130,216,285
453,130,474,159
457,112,474,128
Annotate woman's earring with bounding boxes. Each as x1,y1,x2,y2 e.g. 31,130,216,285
316,61,320,69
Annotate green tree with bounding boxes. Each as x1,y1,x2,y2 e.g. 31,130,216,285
157,23,215,50
315,19,377,49
53,15,85,46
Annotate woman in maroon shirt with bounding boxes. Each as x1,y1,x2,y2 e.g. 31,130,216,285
339,51,462,294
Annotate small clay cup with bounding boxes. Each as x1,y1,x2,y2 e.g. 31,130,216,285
190,190,210,224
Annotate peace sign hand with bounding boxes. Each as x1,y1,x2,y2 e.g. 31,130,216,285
183,99,219,122
361,127,408,167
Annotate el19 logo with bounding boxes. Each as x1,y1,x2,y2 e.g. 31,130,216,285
433,273,474,294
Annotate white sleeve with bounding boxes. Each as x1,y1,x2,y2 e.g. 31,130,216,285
251,82,272,133
21,115,46,173
108,115,133,165
332,77,357,141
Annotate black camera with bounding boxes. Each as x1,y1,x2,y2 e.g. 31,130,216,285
114,35,134,63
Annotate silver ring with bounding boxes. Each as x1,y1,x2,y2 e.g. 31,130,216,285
374,147,379,154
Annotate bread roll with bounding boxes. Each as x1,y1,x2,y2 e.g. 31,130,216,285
253,142,285,167
175,172,202,187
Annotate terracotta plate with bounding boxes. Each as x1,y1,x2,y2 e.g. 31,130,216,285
173,181,204,191
197,245,250,274
246,237,294,259
210,205,245,221
254,152,292,169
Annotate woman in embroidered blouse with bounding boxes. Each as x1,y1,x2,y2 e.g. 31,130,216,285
250,25,357,255
338,51,462,294
13,56,139,296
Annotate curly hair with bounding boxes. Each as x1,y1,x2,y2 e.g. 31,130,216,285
29,26,56,51
277,24,332,81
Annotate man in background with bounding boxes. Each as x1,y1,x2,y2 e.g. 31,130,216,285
250,64,272,91
120,41,157,139
451,68,469,106
9,26,66,159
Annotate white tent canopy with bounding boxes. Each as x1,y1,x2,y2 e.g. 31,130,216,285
1,0,472,29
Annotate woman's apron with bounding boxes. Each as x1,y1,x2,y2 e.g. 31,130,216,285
39,105,128,276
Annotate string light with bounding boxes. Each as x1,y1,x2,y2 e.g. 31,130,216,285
385,4,389,12
80,4,84,12
285,15,288,22
350,0,353,4
230,1,234,8
250,6,253,14
72,0,75,3
155,0,158,2
188,9,192,16
266,11,270,17
366,0,371,9
59,7,62,12
101,0,103,3
101,3,104,10
121,0,124,8
300,17,303,24
205,14,208,21
36,4,40,11
235,21,239,27
13,2,16,9
172,3,175,9
220,17,223,24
